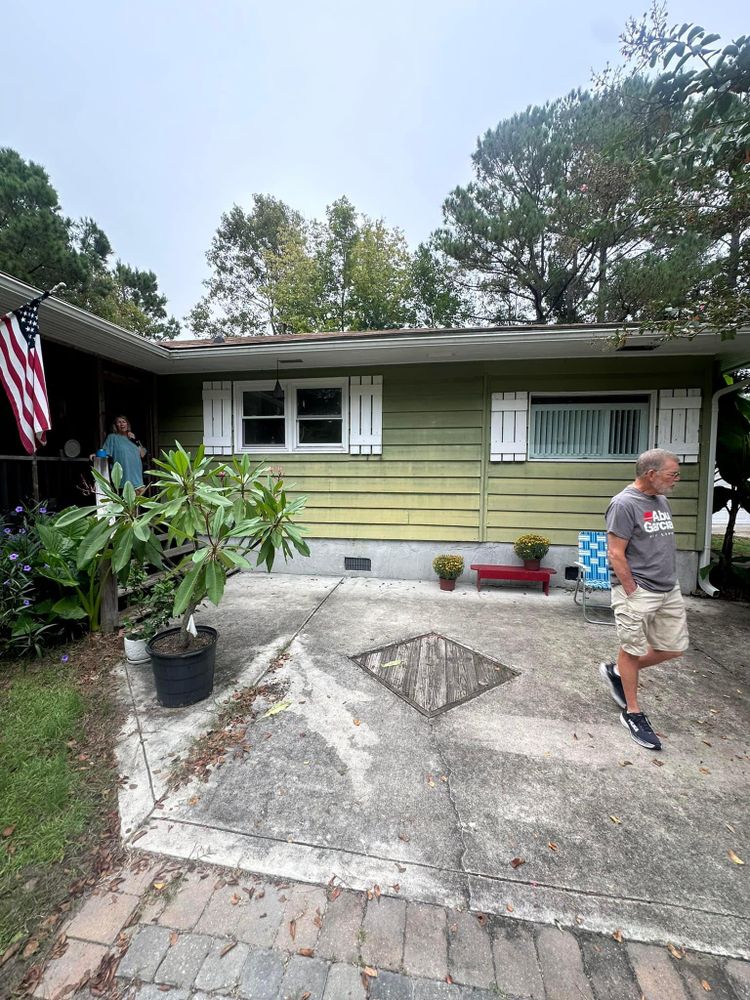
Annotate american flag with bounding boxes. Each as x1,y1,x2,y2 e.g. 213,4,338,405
0,295,51,454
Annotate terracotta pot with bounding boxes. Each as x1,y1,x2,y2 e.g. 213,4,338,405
439,577,456,591
523,558,541,571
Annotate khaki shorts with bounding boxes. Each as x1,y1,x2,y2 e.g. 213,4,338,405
611,583,689,657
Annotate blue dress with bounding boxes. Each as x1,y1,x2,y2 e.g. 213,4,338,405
102,433,145,488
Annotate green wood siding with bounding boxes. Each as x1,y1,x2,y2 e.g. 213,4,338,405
156,355,711,551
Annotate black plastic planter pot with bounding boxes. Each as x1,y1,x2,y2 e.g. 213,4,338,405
146,626,218,708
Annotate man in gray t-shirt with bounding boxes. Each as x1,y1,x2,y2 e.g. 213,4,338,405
598,449,689,752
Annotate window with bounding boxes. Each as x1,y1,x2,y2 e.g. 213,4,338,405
529,394,651,461
234,378,348,453
296,386,343,446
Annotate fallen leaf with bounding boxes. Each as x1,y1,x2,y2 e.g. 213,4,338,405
506,904,513,913
263,699,292,718
220,940,237,958
152,881,167,891
619,760,633,767
392,883,400,892
169,931,179,946
652,760,665,767
701,981,712,992
1,826,15,838
353,719,361,727
330,887,342,901
699,767,710,775
666,942,684,959
363,966,378,977
289,919,297,941
510,857,525,869
373,884,381,899
612,929,623,943
301,993,311,1000
230,893,242,905
445,974,454,984
131,830,147,842
427,775,436,787
21,938,39,959
548,842,558,851
609,815,622,825
187,795,200,806
381,659,402,668
728,850,744,865
476,913,487,926
298,947,314,957
398,833,410,843
726,823,736,834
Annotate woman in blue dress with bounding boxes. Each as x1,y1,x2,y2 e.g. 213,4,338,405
93,415,147,493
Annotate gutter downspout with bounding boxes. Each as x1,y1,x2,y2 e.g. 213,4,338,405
698,376,750,596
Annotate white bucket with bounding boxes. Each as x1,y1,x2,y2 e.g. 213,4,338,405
124,636,150,664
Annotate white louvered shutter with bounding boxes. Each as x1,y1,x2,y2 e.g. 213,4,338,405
349,375,383,455
657,389,701,462
490,392,528,462
202,381,233,454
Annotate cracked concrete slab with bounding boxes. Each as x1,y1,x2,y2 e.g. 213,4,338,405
116,574,750,959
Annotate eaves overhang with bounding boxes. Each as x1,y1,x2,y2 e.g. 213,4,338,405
2,271,748,376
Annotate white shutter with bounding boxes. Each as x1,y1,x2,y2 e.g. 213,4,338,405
657,389,701,462
349,375,383,455
202,381,233,454
490,392,528,462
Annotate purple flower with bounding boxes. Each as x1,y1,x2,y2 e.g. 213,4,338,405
9,553,18,561
14,506,23,513
39,507,47,514
23,599,30,606
19,528,26,535
23,565,31,572
61,654,69,663
3,528,10,534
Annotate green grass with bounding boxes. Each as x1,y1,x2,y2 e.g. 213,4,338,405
712,533,750,559
0,677,87,886
0,640,122,975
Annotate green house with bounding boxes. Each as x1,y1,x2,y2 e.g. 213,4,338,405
2,272,749,591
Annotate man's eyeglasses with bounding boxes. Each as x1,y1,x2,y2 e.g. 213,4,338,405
656,470,681,479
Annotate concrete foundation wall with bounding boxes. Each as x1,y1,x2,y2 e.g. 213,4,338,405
259,538,700,594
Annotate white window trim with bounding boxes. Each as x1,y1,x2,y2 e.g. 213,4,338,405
233,377,349,454
527,390,657,462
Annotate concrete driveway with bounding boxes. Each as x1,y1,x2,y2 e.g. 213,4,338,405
118,574,750,959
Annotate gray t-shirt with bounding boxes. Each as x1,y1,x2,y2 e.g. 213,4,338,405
605,485,676,592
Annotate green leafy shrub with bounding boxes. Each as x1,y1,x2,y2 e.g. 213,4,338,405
0,502,61,658
432,554,464,580
513,533,550,560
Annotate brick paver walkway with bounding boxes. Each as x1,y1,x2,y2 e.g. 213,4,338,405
34,853,750,1000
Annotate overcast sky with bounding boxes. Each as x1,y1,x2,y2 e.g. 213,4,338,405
2,0,746,326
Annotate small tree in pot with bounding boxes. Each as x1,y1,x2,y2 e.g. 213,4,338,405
139,445,310,705
56,445,309,706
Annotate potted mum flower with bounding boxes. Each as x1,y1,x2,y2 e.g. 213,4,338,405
432,554,464,591
513,533,550,571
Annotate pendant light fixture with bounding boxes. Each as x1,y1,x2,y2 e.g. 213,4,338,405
272,359,284,401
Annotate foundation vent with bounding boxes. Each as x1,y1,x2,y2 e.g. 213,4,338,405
345,557,371,571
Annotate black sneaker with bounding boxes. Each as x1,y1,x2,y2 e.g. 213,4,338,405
599,661,626,710
620,710,662,751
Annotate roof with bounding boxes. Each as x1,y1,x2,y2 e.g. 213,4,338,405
2,271,749,376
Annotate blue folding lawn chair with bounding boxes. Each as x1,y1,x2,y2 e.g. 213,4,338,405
574,530,615,625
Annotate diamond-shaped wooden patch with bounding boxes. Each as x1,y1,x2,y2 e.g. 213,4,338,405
350,631,518,717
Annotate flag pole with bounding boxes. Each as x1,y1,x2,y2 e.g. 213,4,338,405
30,283,65,500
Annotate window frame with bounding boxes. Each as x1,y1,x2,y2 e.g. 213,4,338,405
527,390,657,463
233,377,349,454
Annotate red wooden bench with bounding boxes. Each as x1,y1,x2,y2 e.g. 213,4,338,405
470,563,557,596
